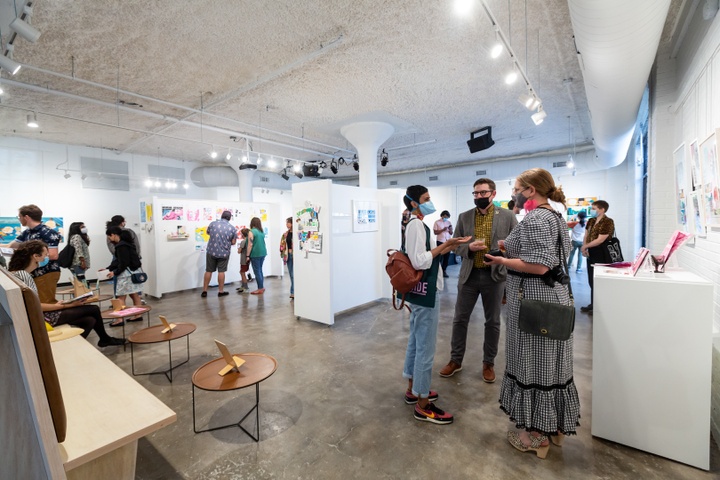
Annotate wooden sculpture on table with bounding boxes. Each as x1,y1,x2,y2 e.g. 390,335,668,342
158,315,176,334
215,339,245,376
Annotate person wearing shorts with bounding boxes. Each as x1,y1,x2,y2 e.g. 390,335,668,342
202,211,236,297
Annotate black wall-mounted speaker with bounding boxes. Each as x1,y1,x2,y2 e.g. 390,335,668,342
467,126,495,153
302,164,321,177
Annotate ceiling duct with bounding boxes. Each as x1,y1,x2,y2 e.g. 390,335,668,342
568,0,670,168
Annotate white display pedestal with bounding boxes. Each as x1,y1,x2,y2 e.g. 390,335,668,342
592,268,713,470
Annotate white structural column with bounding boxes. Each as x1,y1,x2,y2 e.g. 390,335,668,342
224,156,255,202
236,169,254,202
340,121,394,189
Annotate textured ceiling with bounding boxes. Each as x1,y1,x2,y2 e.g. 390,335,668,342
0,1,675,178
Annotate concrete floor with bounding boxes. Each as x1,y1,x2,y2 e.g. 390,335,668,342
99,265,719,479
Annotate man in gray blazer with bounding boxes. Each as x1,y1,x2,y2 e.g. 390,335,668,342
439,178,517,383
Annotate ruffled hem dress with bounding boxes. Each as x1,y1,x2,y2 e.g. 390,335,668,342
499,207,581,435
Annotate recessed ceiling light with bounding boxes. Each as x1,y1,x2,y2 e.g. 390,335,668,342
505,71,518,85
454,0,473,16
490,43,503,59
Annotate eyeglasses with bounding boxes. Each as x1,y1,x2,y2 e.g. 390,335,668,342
472,190,494,197
512,186,529,195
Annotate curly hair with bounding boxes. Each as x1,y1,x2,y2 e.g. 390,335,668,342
8,240,47,271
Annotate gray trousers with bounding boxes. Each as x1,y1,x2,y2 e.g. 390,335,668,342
450,268,505,366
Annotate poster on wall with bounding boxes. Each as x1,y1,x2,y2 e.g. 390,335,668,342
689,192,706,236
140,201,147,223
699,132,720,222
162,205,184,221
566,197,597,219
146,203,153,222
352,200,379,232
689,139,701,191
186,208,200,222
296,202,321,254
673,143,687,229
0,216,64,243
203,208,213,221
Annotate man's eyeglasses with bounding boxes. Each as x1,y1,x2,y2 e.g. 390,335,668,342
472,190,493,197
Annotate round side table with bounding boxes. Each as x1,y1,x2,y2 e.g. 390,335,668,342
128,322,196,382
192,353,278,441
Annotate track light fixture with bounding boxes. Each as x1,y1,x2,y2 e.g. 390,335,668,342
295,169,304,179
145,179,153,187
10,17,41,43
80,174,87,180
209,148,218,159
27,112,38,128
330,158,338,174
281,168,290,181
154,180,162,187
531,106,547,125
518,93,541,111
183,182,189,189
0,54,21,75
380,149,389,167
504,66,518,85
268,158,277,169
353,160,359,172
63,171,71,179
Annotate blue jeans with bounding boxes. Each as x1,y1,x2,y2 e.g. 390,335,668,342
402,293,440,398
250,256,265,289
287,253,294,294
567,240,583,271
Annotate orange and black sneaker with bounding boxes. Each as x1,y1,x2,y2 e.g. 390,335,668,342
414,402,453,425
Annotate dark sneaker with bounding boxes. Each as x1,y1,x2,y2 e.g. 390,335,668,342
580,304,593,313
414,402,453,425
98,337,126,347
439,361,462,377
404,390,439,405
218,291,229,297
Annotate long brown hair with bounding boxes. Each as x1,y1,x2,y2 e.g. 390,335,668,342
516,168,567,207
8,240,47,271
250,217,263,231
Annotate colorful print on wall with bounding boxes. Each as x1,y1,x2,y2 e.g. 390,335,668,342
140,201,147,223
565,197,597,219
689,139,701,192
162,206,184,221
203,208,213,221
673,143,687,230
296,203,321,254
186,208,200,222
0,216,64,243
352,200,379,232
700,131,719,222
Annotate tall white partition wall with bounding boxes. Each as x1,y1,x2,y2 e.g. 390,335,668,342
138,197,281,298
292,181,402,325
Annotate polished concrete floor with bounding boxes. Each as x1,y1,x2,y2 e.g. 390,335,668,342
97,265,719,479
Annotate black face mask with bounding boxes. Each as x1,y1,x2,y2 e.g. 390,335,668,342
474,197,491,210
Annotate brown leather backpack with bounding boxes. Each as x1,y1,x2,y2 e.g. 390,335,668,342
386,249,422,311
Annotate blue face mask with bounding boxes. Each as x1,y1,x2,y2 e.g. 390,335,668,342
589,209,598,218
419,201,436,216
38,256,50,268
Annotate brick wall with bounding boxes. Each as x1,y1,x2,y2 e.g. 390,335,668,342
652,11,720,447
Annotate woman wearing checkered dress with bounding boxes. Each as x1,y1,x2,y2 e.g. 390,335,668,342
485,168,580,459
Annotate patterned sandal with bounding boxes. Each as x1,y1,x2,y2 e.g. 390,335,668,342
507,431,550,459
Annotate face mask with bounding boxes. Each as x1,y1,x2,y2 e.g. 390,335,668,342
38,256,50,268
474,197,491,210
419,201,436,216
512,191,528,210
589,209,598,218
80,227,88,234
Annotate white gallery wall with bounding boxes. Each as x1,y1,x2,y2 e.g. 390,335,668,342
0,137,293,290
